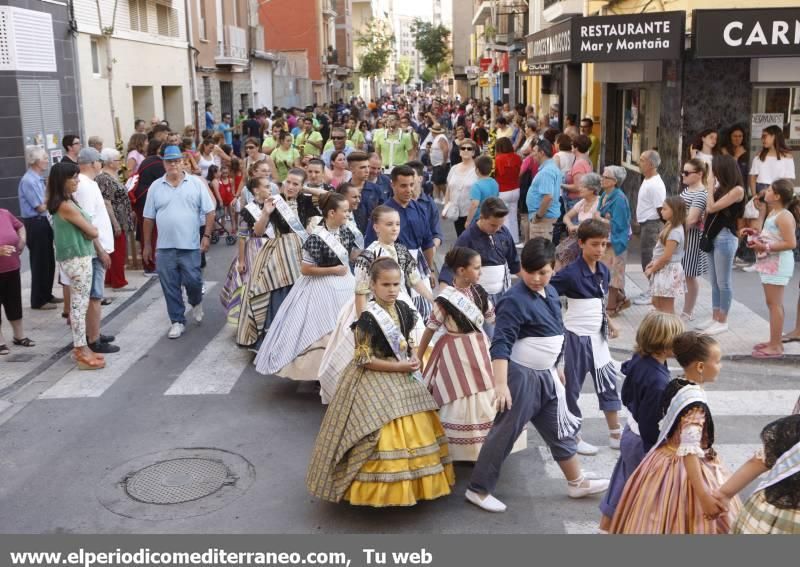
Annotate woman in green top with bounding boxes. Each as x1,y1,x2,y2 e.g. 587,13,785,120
346,117,366,151
47,161,104,370
271,130,301,183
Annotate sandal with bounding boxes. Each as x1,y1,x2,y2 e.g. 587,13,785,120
781,335,800,344
0,344,8,355
751,349,784,359
12,337,35,347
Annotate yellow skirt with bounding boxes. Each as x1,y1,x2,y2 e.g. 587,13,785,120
344,410,455,507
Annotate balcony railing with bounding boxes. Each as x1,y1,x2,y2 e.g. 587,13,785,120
216,25,248,66
322,0,337,18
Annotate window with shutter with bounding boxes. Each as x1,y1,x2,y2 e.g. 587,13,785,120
90,38,100,75
18,79,63,147
128,0,148,32
0,6,56,72
156,3,178,37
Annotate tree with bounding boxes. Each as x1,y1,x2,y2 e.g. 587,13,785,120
411,18,451,72
420,65,436,85
356,18,394,79
94,0,121,146
395,57,412,85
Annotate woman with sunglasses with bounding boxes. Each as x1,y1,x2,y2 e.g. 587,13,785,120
679,158,710,323
47,162,104,370
444,140,480,236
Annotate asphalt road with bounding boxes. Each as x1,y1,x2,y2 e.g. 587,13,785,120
0,235,797,534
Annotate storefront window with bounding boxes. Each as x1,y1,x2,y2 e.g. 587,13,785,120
619,86,659,172
750,86,800,185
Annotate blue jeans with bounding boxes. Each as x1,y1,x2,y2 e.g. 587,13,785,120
156,248,202,324
708,228,738,314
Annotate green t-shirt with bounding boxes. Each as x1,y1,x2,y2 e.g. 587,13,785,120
296,130,323,157
347,129,365,149
272,146,301,181
374,129,413,168
588,133,600,170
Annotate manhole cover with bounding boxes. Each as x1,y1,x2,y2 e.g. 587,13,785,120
97,448,255,520
125,458,231,504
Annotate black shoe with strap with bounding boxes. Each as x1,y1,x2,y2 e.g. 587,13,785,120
88,341,120,354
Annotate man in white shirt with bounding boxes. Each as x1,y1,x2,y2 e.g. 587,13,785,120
634,150,667,305
75,147,119,353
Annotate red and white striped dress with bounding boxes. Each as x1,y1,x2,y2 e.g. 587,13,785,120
423,284,526,461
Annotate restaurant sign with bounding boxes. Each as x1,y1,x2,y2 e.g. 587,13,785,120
694,8,800,58
572,11,685,62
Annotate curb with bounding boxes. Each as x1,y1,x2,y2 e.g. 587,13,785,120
0,277,159,399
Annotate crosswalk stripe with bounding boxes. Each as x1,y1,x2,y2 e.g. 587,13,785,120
536,444,760,480
164,324,251,396
577,390,797,419
563,521,599,534
38,283,217,400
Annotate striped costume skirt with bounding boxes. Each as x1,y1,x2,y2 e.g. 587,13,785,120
235,233,303,347
610,444,741,534
254,272,355,379
683,228,709,278
424,332,526,461
318,293,424,405
732,490,800,534
220,237,265,324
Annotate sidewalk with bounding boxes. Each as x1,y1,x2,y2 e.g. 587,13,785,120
609,263,800,363
0,267,156,394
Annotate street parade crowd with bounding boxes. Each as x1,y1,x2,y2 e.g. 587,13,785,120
3,93,800,534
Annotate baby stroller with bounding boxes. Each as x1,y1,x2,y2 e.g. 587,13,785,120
210,204,237,245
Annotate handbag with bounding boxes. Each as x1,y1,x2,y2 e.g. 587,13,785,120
698,213,718,253
441,202,458,221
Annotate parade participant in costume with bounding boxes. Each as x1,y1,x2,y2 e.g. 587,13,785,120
439,198,518,338
235,168,319,348
610,377,741,534
598,312,685,531
219,176,269,324
418,247,526,462
550,219,622,456
254,191,359,378
717,414,800,534
306,257,454,507
318,205,430,404
466,239,608,513
298,158,332,230
365,165,435,319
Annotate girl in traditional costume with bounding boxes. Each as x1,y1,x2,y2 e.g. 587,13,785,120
718,414,800,534
235,168,318,348
220,176,270,324
598,312,685,531
610,369,742,533
254,191,359,379
418,246,525,462
318,205,430,404
466,239,608,513
306,257,454,507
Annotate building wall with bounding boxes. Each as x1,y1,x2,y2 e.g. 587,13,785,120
0,0,80,214
261,0,322,82
252,59,275,110
75,35,192,143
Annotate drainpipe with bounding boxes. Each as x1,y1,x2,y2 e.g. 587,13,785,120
184,2,200,143
580,0,589,119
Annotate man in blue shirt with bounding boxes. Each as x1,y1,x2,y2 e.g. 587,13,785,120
348,152,383,234
142,146,215,340
365,165,436,285
526,139,562,241
18,146,59,309
367,153,392,202
204,102,215,131
405,160,443,249
216,112,233,146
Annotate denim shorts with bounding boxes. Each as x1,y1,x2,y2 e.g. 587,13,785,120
90,256,106,300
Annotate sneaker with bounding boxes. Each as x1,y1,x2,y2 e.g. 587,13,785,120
567,477,610,499
88,341,120,354
609,429,622,450
695,318,715,331
144,270,159,278
167,322,185,339
742,264,758,273
703,321,729,336
633,292,652,306
191,303,204,324
680,312,695,323
201,284,207,295
576,439,599,456
465,489,507,513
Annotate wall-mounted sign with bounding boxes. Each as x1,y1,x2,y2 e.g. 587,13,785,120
694,9,800,58
527,63,552,76
526,20,572,65
464,66,480,75
478,77,491,88
572,11,684,62
479,58,494,72
751,113,785,136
